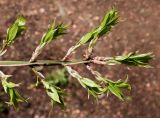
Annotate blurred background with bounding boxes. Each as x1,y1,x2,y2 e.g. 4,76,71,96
0,0,160,118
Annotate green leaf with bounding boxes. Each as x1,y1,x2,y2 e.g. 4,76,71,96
107,52,153,67
78,8,119,45
47,87,61,103
40,22,67,45
67,8,119,55
96,8,119,37
30,21,67,62
42,80,65,107
92,71,131,100
106,76,131,100
115,82,131,90
77,32,95,45
6,24,18,45
81,78,100,88
0,76,27,108
5,16,26,47
108,83,124,100
5,81,19,88
114,77,131,90
66,66,103,98
80,78,103,98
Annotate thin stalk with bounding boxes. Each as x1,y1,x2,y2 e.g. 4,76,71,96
0,60,92,67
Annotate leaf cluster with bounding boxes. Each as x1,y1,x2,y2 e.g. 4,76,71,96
32,68,66,108
106,78,131,100
30,22,67,62
64,8,119,57
107,52,153,67
79,78,103,98
66,66,131,100
0,74,26,108
42,79,65,107
94,71,131,100
40,22,67,45
77,8,118,45
5,16,26,47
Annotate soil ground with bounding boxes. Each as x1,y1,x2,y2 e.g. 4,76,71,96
0,0,160,118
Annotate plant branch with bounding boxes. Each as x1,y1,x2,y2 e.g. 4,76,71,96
0,60,92,67
0,51,153,67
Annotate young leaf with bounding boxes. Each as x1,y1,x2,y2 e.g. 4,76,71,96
77,8,119,46
40,22,67,45
107,52,153,67
96,8,119,37
80,78,100,88
106,76,131,100
66,66,103,98
63,8,119,59
30,21,67,62
42,79,65,108
90,69,131,100
77,31,95,45
108,83,124,100
0,73,27,108
80,78,103,98
6,88,26,108
5,16,26,47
